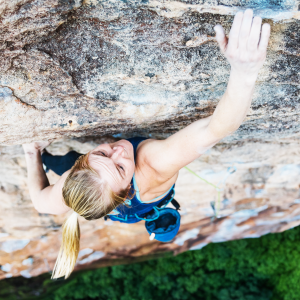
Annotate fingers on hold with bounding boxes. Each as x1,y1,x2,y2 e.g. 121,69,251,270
228,11,243,49
232,11,243,30
244,8,254,16
214,24,225,37
234,11,244,21
259,23,271,51
247,16,262,51
239,9,254,40
220,38,228,53
262,22,271,34
253,16,262,26
214,24,227,52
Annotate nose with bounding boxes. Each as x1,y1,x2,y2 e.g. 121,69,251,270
111,146,124,159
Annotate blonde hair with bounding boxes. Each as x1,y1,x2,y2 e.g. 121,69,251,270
51,152,131,279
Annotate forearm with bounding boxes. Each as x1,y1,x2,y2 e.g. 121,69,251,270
24,149,50,204
207,10,270,140
208,69,257,139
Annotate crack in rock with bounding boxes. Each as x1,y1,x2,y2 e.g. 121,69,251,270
0,86,39,110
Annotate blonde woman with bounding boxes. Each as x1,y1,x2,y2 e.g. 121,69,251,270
22,9,270,279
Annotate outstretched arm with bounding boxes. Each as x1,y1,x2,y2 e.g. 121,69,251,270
208,9,270,139
141,9,270,180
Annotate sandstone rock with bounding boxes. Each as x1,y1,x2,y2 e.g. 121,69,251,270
0,0,299,144
1,138,300,279
1,0,300,279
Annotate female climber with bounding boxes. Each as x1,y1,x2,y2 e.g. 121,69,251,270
22,9,270,279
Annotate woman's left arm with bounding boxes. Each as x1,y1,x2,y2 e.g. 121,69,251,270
24,147,50,201
23,142,71,214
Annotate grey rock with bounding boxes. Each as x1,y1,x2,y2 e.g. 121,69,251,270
0,0,300,279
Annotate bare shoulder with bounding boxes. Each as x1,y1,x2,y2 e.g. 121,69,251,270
135,139,163,180
134,139,178,200
134,117,220,182
37,170,71,215
51,170,71,200
135,138,177,180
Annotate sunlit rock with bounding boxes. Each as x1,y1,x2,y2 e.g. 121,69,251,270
1,0,300,279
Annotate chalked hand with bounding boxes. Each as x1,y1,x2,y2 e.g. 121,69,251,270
22,140,53,154
214,9,270,78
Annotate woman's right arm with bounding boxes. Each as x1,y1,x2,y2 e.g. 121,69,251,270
23,144,71,215
139,9,270,181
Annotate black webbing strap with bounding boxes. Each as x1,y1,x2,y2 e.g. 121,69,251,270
171,199,181,211
156,192,181,211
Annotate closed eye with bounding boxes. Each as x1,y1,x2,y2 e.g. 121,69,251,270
92,150,107,157
92,150,125,178
116,165,125,178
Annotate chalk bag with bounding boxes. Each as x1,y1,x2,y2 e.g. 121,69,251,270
145,207,181,242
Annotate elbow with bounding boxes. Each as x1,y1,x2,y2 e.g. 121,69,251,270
30,194,46,214
208,123,240,140
32,201,45,214
225,126,240,137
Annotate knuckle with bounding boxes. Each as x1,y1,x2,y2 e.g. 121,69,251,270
258,51,266,60
247,43,256,51
240,32,248,39
227,52,235,59
254,16,262,23
229,33,238,40
239,54,248,63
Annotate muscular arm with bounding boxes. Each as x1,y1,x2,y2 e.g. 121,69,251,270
141,9,270,180
23,146,71,215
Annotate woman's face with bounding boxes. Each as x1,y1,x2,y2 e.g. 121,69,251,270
88,140,135,193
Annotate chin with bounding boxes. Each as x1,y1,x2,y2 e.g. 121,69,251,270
118,140,134,153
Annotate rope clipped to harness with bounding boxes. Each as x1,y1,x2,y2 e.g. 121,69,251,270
184,166,236,218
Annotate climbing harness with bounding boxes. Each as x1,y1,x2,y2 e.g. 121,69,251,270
107,165,236,242
106,185,182,242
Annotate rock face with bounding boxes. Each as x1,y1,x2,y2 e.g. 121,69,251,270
1,0,300,279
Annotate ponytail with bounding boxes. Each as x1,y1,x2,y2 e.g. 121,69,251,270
51,211,80,279
52,152,134,279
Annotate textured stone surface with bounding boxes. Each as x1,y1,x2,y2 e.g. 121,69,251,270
1,138,300,279
1,0,300,279
0,0,300,144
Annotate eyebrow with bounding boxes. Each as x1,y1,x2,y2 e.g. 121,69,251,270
91,150,124,179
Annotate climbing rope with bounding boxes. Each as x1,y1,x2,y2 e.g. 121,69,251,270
184,166,236,218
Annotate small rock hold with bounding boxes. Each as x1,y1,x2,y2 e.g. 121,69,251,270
145,73,155,78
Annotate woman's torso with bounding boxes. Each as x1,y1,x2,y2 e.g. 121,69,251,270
108,137,178,221
129,137,178,204
48,137,179,215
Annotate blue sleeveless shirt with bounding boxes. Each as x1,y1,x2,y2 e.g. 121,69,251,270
108,137,175,224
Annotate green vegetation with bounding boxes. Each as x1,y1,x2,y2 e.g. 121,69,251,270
1,225,300,300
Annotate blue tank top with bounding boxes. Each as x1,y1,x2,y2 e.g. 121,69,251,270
108,137,175,224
